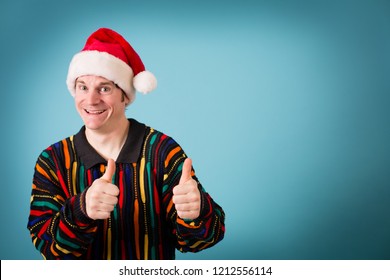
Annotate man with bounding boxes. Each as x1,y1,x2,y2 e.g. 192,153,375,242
27,28,225,259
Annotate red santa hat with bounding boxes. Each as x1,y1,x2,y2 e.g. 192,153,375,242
66,28,157,103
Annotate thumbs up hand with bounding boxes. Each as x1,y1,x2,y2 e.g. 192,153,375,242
172,158,201,220
85,159,119,220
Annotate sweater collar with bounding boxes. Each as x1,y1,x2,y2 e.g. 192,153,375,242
74,118,146,169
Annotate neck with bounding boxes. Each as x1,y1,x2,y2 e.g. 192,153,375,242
85,118,130,161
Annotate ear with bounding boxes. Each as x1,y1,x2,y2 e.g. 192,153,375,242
121,91,130,104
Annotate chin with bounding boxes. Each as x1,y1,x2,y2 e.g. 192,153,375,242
81,118,105,130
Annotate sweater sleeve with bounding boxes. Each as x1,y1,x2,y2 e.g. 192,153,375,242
162,140,225,253
27,148,97,259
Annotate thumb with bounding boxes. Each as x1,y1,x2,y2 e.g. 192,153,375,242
101,158,116,183
179,158,192,184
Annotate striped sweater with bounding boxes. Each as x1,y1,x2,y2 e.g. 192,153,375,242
27,119,225,259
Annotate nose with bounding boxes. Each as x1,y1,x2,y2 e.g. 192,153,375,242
85,90,101,105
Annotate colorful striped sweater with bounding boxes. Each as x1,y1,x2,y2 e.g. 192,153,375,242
27,119,225,259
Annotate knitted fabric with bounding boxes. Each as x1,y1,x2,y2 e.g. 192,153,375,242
27,119,225,259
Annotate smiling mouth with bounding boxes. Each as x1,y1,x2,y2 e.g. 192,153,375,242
84,109,106,115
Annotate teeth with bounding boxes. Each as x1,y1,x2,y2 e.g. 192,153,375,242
85,109,105,115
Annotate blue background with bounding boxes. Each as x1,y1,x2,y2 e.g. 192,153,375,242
1,0,389,260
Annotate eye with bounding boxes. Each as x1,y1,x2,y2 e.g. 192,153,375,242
99,86,112,95
76,84,88,93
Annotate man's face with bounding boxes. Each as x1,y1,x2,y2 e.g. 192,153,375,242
74,75,129,132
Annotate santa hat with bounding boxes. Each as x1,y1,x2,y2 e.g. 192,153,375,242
66,28,157,103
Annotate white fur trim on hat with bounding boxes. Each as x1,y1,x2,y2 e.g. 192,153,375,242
66,50,136,102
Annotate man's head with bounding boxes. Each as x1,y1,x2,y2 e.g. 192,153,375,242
66,28,157,105
74,75,129,132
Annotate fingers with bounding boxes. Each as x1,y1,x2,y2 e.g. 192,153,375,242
100,182,120,197
86,159,119,220
173,182,199,198
101,158,116,183
174,201,199,211
88,186,119,205
173,183,200,220
176,210,200,220
173,158,201,220
179,158,192,184
87,193,118,220
88,209,115,220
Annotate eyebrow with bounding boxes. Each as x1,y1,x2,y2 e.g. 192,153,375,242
75,79,115,87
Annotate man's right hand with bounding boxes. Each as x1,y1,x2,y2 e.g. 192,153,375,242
85,159,119,220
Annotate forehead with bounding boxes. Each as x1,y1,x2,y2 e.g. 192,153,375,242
76,75,114,85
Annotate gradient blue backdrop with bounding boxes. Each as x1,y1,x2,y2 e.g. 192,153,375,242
1,0,389,260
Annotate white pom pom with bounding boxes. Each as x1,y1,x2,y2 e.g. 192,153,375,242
133,70,157,94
